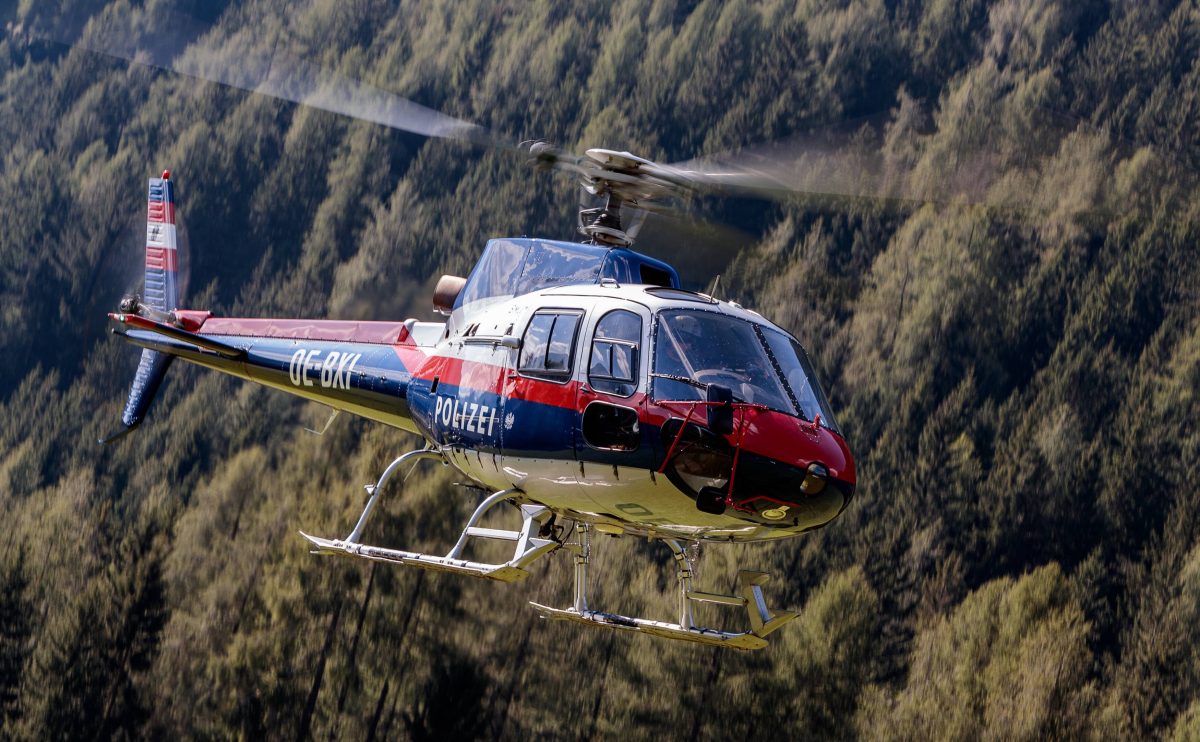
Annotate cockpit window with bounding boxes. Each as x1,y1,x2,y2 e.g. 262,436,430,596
514,242,602,295
652,310,792,413
651,309,840,432
759,327,840,433
459,239,526,307
458,240,607,309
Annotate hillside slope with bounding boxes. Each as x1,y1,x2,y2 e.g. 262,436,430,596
1,1,1199,738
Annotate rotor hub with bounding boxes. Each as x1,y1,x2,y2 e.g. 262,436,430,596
525,143,696,248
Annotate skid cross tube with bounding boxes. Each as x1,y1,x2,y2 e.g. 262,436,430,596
667,540,695,629
574,524,591,612
347,449,444,543
302,457,559,582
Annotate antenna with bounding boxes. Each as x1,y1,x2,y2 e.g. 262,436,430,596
707,274,722,299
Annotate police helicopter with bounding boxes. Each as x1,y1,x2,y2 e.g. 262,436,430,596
104,141,855,651
86,18,862,649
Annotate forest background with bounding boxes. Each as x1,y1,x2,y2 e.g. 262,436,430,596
1,0,1200,739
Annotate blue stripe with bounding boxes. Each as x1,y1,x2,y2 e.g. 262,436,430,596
407,378,661,468
147,178,175,203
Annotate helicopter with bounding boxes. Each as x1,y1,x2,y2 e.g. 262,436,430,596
71,5,871,649
104,143,856,651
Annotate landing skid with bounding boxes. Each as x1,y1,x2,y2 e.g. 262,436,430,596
302,448,797,648
530,526,797,651
528,604,770,650
301,449,559,583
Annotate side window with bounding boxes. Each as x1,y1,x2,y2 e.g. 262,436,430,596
519,311,582,380
588,309,641,396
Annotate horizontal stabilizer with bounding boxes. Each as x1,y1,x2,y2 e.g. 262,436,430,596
109,312,245,358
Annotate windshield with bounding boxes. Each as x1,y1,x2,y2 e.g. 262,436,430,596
652,309,840,432
653,310,792,413
759,326,840,433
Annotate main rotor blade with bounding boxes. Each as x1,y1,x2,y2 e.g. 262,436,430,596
48,8,503,148
666,134,998,207
662,112,1185,223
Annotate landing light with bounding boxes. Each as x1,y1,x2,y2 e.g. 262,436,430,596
800,462,828,495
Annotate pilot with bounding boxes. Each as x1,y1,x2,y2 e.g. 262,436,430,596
659,314,705,375
672,314,706,354
657,338,688,378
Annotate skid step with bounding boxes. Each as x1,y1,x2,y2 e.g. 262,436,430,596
529,603,769,650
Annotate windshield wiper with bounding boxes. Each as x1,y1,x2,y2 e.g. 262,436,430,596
650,373,707,390
651,373,753,403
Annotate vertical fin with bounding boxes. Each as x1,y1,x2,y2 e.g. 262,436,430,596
120,350,173,429
143,171,179,312
101,171,180,444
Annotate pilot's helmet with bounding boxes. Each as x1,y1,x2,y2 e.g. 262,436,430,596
674,314,703,341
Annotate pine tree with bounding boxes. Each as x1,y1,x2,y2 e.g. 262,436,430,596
0,548,32,732
19,518,167,740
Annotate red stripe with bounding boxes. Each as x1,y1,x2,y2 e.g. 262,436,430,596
145,247,178,271
407,352,854,480
394,344,431,372
411,353,641,410
147,200,176,225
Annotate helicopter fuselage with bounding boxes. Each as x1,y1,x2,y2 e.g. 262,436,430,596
119,278,855,544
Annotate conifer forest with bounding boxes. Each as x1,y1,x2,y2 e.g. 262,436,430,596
2,0,1200,738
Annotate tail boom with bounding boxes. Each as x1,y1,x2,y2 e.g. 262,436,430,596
110,313,434,434
106,171,435,440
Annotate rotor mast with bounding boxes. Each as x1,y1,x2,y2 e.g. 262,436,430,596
580,190,630,246
527,143,693,249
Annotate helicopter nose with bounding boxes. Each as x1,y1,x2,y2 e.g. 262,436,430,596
736,415,856,527
722,450,855,528
659,411,856,530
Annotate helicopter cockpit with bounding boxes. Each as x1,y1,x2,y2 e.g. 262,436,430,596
652,308,840,432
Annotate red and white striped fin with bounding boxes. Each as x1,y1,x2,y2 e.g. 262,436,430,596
143,171,179,312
